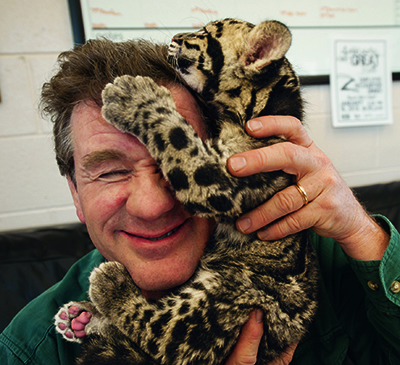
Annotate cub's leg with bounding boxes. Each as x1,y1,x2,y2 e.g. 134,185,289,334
101,75,256,218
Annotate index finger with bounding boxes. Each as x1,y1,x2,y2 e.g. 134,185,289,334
228,139,316,178
246,116,312,148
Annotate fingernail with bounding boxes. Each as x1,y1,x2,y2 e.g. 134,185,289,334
248,119,263,132
257,229,269,240
237,217,251,232
230,156,247,172
256,309,263,323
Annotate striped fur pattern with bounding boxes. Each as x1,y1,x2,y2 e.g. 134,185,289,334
55,19,319,364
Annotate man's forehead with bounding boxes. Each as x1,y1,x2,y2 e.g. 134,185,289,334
70,84,207,157
71,101,107,131
71,102,146,161
167,84,207,139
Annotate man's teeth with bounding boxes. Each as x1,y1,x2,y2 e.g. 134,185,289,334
139,226,180,241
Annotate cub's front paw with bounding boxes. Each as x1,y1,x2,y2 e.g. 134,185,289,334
89,262,138,314
101,75,176,139
54,301,96,343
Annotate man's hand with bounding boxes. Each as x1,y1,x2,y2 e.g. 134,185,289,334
228,116,389,261
224,309,297,365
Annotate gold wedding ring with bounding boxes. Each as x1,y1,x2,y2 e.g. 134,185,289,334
295,182,309,206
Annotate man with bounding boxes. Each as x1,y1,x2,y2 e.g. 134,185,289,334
1,38,399,364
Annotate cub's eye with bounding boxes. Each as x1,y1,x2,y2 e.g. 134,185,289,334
97,170,132,182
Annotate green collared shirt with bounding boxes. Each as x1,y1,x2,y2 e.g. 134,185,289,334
294,216,400,364
1,216,400,364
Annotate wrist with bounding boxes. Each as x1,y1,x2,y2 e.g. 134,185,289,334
338,215,390,261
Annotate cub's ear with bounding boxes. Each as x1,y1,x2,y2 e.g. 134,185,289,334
241,21,292,71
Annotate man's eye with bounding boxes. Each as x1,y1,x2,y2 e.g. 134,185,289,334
98,170,132,182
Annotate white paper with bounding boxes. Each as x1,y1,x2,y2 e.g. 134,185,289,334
331,37,392,127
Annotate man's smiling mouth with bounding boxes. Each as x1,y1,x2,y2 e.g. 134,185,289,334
127,223,184,242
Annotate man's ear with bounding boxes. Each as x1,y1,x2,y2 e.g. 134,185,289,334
67,176,85,223
241,20,292,71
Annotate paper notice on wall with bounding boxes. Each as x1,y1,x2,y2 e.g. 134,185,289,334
330,37,392,127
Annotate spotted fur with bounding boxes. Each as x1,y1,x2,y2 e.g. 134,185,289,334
55,19,319,364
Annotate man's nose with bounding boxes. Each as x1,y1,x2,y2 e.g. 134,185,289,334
125,173,176,221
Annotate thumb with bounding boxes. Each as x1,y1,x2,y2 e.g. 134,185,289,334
225,309,264,365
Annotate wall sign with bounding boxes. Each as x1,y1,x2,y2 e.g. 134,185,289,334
331,38,392,127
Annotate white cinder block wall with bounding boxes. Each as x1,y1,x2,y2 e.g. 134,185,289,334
1,0,400,232
0,0,77,231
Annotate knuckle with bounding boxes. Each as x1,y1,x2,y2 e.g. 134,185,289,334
237,354,257,365
281,143,300,164
274,191,297,213
323,168,341,187
284,214,303,234
253,205,273,229
315,153,332,170
287,116,306,137
319,194,340,213
290,116,303,130
253,149,269,171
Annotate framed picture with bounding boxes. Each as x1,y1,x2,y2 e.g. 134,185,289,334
331,38,392,127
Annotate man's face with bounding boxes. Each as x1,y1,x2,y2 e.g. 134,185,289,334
68,84,215,299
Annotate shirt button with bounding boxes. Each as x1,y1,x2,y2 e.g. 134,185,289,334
367,280,379,291
390,281,400,294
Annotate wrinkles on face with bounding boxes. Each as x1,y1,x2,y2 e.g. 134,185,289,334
68,84,214,294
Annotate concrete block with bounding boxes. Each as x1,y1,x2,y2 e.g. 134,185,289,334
0,134,74,214
28,54,60,133
0,0,73,54
0,56,38,136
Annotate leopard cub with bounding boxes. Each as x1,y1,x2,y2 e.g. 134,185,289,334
55,19,319,364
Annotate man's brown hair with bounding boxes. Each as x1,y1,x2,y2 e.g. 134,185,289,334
41,38,181,184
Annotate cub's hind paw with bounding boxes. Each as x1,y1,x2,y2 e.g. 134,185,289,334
54,301,96,343
101,75,176,138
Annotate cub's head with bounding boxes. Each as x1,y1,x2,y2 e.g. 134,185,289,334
168,18,292,93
